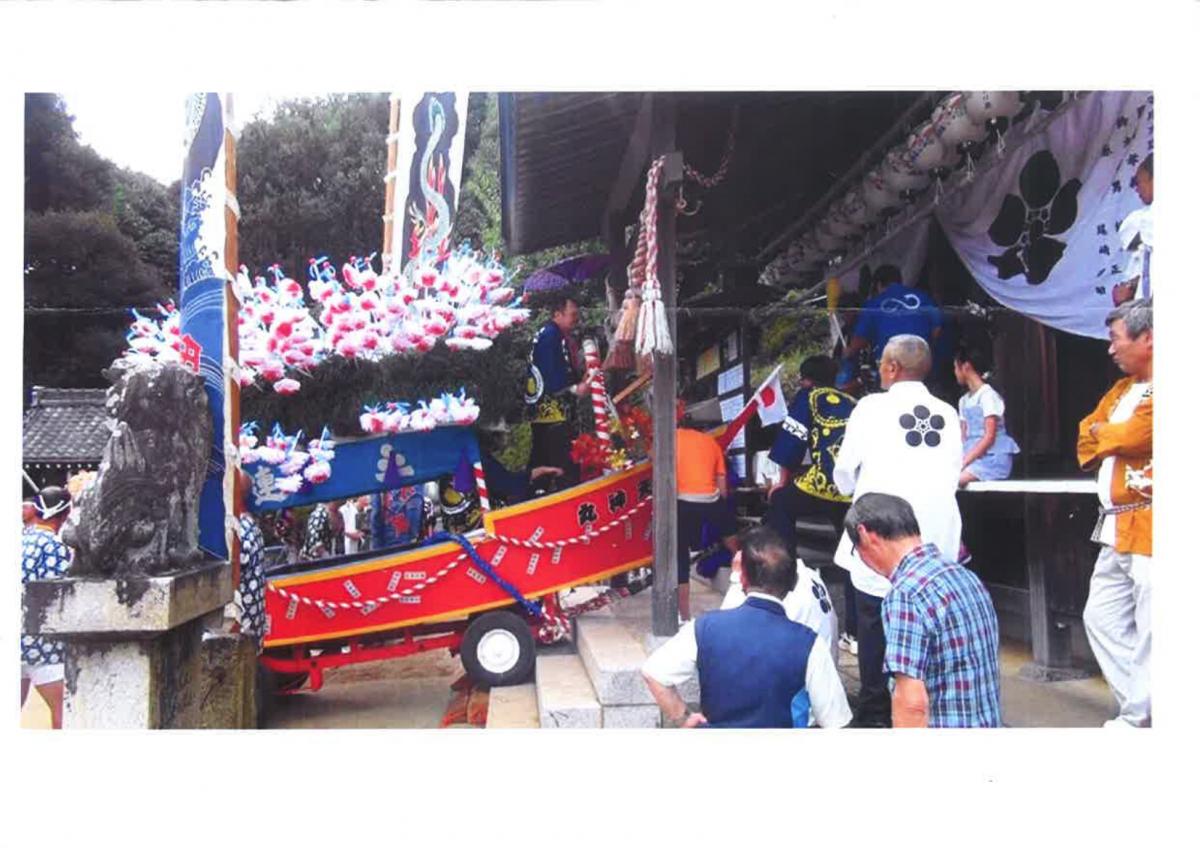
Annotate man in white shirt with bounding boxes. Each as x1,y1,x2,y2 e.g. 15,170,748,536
642,527,851,729
721,551,839,668
832,334,963,726
339,496,367,555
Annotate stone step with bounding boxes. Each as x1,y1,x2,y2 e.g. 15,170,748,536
575,615,655,707
575,614,700,708
485,683,540,729
535,653,601,728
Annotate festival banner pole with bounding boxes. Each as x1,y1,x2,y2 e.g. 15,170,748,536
179,93,235,564
222,95,243,577
382,94,402,273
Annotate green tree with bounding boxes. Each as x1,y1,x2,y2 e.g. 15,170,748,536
23,94,180,394
237,94,390,278
454,93,503,252
24,210,164,308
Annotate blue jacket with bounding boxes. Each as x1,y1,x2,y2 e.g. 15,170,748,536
767,385,855,503
851,283,943,362
695,595,817,728
525,322,580,423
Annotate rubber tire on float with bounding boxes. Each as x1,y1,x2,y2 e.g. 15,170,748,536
460,609,536,687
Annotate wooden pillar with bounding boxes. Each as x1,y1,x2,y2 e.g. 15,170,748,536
382,95,402,269
649,95,680,637
222,96,242,579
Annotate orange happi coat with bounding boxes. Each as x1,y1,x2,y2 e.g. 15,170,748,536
1077,376,1153,556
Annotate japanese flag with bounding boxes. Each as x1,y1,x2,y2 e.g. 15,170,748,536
754,365,787,426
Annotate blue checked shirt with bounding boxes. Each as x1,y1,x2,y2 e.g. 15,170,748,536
21,526,71,668
882,544,1001,728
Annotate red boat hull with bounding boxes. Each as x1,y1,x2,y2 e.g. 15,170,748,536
263,462,653,648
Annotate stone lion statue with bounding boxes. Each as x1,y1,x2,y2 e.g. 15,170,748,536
65,359,212,578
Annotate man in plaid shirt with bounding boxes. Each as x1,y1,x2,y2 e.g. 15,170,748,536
843,492,1000,728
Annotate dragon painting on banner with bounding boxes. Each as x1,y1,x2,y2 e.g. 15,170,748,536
395,92,469,277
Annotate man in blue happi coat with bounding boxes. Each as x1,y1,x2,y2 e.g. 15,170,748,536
642,527,852,729
838,265,943,389
524,294,594,488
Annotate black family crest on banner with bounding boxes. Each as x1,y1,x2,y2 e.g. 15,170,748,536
986,150,1080,285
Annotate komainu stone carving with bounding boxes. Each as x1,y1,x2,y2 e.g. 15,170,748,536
65,360,212,578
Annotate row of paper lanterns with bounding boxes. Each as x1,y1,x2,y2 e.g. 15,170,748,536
763,91,1025,285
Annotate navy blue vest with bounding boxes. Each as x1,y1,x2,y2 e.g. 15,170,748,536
694,596,817,728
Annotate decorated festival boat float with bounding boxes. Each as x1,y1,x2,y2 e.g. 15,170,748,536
125,241,721,694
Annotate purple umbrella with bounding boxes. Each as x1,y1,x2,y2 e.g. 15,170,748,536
522,254,611,295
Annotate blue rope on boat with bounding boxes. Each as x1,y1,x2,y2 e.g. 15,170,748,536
429,531,543,618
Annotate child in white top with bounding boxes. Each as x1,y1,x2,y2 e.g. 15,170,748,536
955,344,1020,488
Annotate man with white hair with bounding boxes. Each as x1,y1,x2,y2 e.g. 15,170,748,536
832,334,963,727
1078,298,1153,727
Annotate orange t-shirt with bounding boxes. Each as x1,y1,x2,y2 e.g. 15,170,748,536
675,428,726,498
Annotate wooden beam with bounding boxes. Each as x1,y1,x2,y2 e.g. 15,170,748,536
649,94,680,638
603,92,655,234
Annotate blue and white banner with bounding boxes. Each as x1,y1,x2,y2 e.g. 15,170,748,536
180,93,232,558
244,428,481,514
935,91,1153,339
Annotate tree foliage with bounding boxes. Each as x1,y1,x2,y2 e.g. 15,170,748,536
237,94,390,278
23,94,179,394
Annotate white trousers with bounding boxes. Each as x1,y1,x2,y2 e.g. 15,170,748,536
1083,545,1151,726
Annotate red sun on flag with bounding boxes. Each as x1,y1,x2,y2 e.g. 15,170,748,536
760,385,777,407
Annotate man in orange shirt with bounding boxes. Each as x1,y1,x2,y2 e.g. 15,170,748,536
676,410,739,621
1078,298,1152,727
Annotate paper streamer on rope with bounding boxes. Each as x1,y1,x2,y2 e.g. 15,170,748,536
179,93,232,559
934,91,1153,338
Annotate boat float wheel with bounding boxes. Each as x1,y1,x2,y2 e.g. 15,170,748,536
461,609,536,687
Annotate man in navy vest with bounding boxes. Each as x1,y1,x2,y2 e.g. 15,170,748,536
642,527,851,728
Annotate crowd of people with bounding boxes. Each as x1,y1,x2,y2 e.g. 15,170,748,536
641,286,1153,730
19,250,1154,731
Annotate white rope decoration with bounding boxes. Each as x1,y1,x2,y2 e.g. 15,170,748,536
267,495,654,612
635,157,679,357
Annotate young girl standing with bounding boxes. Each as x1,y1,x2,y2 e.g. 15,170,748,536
955,345,1021,487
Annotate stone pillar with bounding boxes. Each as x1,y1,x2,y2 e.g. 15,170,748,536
22,560,256,729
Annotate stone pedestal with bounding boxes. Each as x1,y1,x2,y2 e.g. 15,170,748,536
22,560,255,729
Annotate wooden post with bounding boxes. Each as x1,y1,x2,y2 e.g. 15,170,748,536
222,95,242,582
649,95,680,637
382,94,402,269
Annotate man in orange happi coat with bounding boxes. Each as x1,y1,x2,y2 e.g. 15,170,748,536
1077,297,1153,727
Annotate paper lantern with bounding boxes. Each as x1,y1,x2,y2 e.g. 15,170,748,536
862,170,901,213
882,149,930,192
932,92,988,148
903,122,947,172
814,223,844,253
826,207,861,238
965,91,1023,123
839,189,875,227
